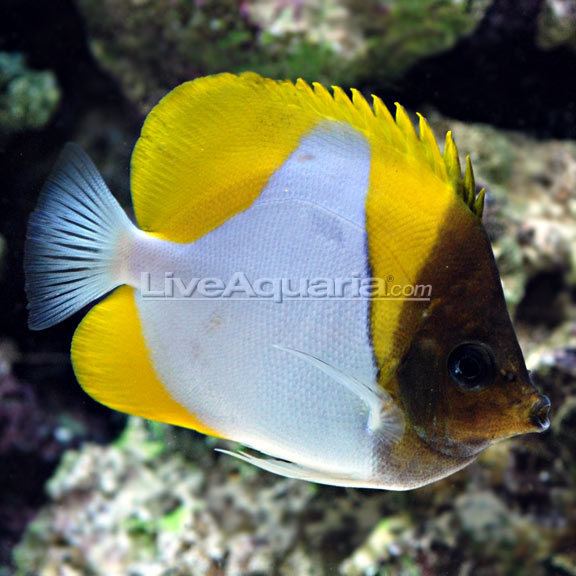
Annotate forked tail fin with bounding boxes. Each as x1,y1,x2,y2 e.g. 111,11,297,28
25,144,138,330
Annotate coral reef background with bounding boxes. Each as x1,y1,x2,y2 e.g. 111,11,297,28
0,0,575,574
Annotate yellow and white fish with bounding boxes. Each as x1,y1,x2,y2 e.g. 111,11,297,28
25,73,550,490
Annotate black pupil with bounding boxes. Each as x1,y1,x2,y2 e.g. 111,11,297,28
448,343,494,389
456,355,482,380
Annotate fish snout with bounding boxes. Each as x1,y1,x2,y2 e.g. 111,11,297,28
530,394,551,432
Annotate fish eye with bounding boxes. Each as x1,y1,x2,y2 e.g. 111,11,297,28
447,342,496,390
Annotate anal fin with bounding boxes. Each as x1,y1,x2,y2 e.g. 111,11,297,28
71,286,223,438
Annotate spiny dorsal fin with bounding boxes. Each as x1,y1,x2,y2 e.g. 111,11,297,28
292,77,483,218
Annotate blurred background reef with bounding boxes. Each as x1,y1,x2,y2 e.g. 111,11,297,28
0,0,576,574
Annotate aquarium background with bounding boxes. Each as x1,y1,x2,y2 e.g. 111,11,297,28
0,0,575,574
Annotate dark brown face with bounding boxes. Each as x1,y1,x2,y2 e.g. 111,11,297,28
393,201,550,459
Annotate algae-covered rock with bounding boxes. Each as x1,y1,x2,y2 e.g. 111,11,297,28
76,0,256,111
75,0,494,113
14,384,576,576
339,516,414,576
428,115,576,318
246,0,366,56
350,0,491,88
0,52,60,137
75,0,348,113
13,418,316,575
13,417,406,574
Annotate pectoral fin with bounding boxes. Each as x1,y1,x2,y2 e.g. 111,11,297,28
216,349,406,486
273,344,404,438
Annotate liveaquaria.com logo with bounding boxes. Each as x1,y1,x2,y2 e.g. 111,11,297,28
141,272,432,303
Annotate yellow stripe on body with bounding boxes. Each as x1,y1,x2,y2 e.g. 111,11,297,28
71,286,223,437
365,143,459,388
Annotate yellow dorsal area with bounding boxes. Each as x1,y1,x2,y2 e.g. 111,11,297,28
131,72,482,243
71,286,223,437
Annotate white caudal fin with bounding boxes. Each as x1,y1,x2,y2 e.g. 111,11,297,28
25,143,137,330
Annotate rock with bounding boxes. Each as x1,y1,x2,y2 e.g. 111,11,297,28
351,0,490,89
245,0,365,56
13,418,315,575
75,0,348,113
339,516,413,576
75,0,494,113
429,115,576,320
0,52,60,139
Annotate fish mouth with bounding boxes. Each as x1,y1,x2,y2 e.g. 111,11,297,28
530,395,551,432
